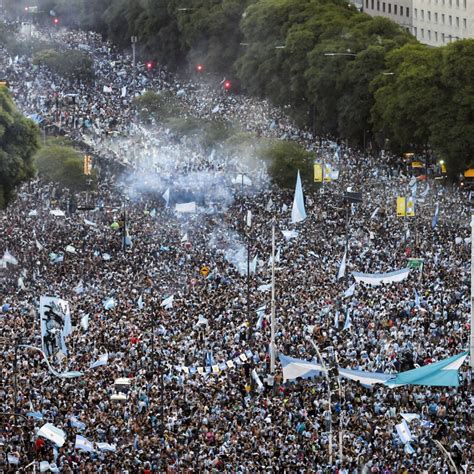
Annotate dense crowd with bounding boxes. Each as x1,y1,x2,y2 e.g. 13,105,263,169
0,21,472,473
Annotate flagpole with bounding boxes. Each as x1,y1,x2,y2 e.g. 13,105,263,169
270,221,276,374
470,214,474,372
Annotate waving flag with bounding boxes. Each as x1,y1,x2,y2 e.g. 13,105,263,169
161,295,174,309
337,251,347,280
291,171,307,224
432,202,439,229
75,435,94,453
396,420,412,444
37,423,66,447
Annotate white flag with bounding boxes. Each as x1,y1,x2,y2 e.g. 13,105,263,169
65,245,76,254
343,310,352,330
266,199,273,211
161,295,174,309
249,254,258,274
371,207,379,219
96,442,116,452
181,233,188,243
36,239,44,251
84,218,97,227
74,280,84,294
103,85,112,93
103,297,116,310
137,295,144,310
281,230,298,240
3,250,18,265
337,251,347,280
291,170,307,224
80,314,89,331
121,86,127,97
162,188,170,207
246,210,252,227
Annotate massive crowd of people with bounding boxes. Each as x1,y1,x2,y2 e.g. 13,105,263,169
0,20,472,473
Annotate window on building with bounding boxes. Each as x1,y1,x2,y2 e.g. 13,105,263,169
382,2,386,12
449,0,452,6
442,32,445,42
456,0,459,7
435,12,438,22
449,15,452,25
421,28,425,38
435,31,438,41
377,1,380,11
394,4,397,14
428,30,431,40
415,8,418,18
388,3,391,13
464,0,467,8
371,0,374,9
442,14,445,24
464,18,467,29
400,5,404,15
428,11,431,21
414,27,418,36
406,7,409,17
456,17,459,27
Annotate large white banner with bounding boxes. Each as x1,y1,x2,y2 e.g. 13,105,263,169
40,296,72,358
351,268,410,286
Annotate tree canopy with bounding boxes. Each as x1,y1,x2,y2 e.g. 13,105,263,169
0,87,40,208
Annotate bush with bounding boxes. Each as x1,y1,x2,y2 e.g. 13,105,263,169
133,91,183,123
32,49,94,80
34,144,96,191
259,140,314,189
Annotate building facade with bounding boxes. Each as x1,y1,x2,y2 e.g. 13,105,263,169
362,0,474,46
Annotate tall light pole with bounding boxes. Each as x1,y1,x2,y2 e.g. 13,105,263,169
470,213,474,371
270,221,276,374
131,36,137,68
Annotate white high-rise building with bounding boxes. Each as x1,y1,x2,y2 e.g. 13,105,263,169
361,0,474,46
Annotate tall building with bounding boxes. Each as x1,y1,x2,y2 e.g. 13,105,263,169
362,0,413,33
361,0,474,46
412,0,474,46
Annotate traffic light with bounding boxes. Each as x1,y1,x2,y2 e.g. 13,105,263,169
224,80,231,91
83,155,92,176
53,17,59,25
24,6,29,12
196,64,204,73
146,62,153,70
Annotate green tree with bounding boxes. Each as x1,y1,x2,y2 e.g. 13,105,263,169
371,43,442,153
429,40,474,176
0,87,39,208
260,140,313,189
133,90,183,123
33,49,94,80
34,143,96,191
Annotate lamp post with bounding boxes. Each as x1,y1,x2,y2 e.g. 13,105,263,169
131,36,138,68
270,220,276,374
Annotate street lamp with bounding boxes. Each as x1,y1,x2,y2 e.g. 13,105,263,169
324,52,357,57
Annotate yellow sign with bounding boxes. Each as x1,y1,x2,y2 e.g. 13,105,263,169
200,266,210,277
397,197,415,217
314,163,323,182
83,155,92,175
397,197,406,217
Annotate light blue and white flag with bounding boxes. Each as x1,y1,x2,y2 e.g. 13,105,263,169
70,416,86,431
401,413,420,423
74,280,84,295
343,283,356,298
137,294,144,310
337,251,347,280
75,434,94,453
96,442,116,452
162,188,170,207
396,419,412,444
371,207,379,219
334,311,339,329
414,289,420,308
80,314,89,331
103,297,116,310
161,295,174,309
404,443,415,454
279,354,326,382
291,170,307,224
432,202,439,229
37,423,66,447
343,310,352,330
124,225,133,248
90,353,108,369
256,305,266,330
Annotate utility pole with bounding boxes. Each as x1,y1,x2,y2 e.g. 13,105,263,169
131,36,137,68
270,221,276,374
246,210,252,340
470,213,474,372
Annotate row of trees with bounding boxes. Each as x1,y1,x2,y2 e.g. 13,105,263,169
3,0,474,175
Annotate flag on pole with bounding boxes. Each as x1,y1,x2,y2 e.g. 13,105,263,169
432,202,439,229
337,251,347,280
343,310,352,330
291,170,307,224
396,420,413,444
162,188,170,207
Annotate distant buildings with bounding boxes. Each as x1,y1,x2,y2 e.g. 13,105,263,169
359,0,474,46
